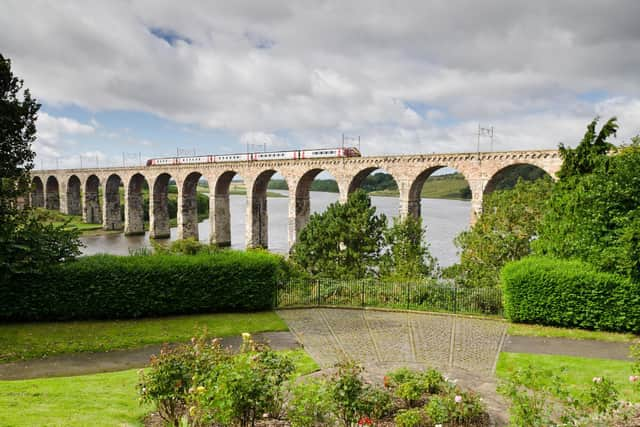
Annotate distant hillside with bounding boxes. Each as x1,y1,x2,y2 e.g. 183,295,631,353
267,165,548,201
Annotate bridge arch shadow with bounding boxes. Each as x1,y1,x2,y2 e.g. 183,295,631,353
247,169,289,249
31,176,44,208
104,174,124,231
179,171,209,241
66,175,81,216
84,175,101,224
45,176,60,211
150,173,177,239
125,173,149,236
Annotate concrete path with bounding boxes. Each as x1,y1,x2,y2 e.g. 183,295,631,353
0,331,298,381
503,335,632,360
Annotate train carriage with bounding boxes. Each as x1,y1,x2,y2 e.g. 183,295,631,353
146,146,361,166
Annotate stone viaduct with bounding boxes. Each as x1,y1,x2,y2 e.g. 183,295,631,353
28,149,562,250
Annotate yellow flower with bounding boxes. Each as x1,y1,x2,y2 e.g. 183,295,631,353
196,385,206,393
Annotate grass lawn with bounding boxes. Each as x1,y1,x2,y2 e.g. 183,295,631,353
507,323,638,343
0,311,288,363
497,352,640,402
0,348,318,427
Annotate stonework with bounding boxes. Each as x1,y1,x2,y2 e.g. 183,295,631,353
31,149,562,250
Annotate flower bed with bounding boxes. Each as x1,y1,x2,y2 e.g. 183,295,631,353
138,334,491,427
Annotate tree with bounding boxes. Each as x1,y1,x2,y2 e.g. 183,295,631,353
557,116,618,180
0,53,39,212
0,54,80,283
379,216,437,282
290,190,386,279
534,140,640,281
444,178,554,288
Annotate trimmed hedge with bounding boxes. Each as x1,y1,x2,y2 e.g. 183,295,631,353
0,251,282,321
502,256,640,333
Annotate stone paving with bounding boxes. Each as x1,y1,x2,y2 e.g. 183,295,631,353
277,308,507,375
277,308,510,425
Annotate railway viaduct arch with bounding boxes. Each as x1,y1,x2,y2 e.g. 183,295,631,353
30,149,562,250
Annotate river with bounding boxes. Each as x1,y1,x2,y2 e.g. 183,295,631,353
80,191,470,267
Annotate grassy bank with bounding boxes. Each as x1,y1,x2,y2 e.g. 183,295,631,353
0,348,318,427
0,312,288,362
370,173,471,200
496,352,640,402
508,323,638,343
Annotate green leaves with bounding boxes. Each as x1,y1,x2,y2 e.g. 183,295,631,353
501,257,639,333
290,190,386,279
0,251,283,321
446,178,554,288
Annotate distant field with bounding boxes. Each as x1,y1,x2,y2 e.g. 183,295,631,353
370,174,471,200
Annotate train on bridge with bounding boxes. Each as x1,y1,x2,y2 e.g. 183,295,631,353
146,146,362,166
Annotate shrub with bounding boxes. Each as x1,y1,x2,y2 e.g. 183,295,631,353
501,256,640,332
190,334,295,427
138,344,196,426
329,360,367,426
498,364,630,426
386,368,444,408
286,379,334,427
394,408,425,427
0,250,284,321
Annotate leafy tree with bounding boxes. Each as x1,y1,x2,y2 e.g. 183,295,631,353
379,216,437,282
0,53,39,212
444,178,554,288
557,116,617,180
290,190,386,279
534,141,640,281
0,53,81,283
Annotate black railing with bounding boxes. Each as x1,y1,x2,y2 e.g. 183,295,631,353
276,279,503,316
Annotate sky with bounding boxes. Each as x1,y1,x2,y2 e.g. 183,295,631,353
2,0,640,170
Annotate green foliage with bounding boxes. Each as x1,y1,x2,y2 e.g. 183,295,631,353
151,237,218,255
386,368,444,408
190,334,295,427
498,364,568,426
0,250,284,321
0,53,39,209
0,54,81,284
501,257,640,332
286,379,335,427
362,172,398,192
394,408,424,427
558,116,618,180
290,190,387,279
498,363,629,426
138,344,199,426
534,145,640,281
379,216,437,282
446,177,554,287
278,278,503,315
329,360,367,426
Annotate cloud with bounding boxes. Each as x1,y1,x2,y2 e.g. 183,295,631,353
32,113,95,165
2,0,640,156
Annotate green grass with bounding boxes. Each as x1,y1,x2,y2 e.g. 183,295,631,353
0,348,318,427
369,173,471,200
0,368,150,427
497,352,640,402
0,312,288,363
508,323,638,343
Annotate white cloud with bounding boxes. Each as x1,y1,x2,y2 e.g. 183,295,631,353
2,0,640,156
32,113,95,166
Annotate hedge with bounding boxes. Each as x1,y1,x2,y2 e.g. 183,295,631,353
0,250,282,321
501,256,640,333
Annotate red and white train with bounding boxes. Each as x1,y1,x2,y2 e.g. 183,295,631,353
146,147,361,166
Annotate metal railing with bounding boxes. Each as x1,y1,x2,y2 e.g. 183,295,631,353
276,279,503,316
